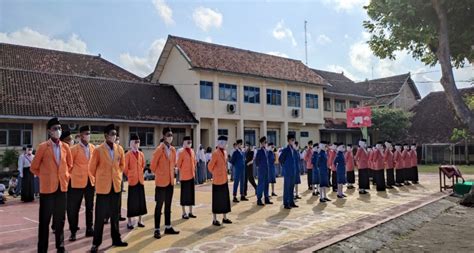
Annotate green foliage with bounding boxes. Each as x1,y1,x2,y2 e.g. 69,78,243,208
1,149,19,168
363,0,474,67
371,107,412,142
451,128,469,142
464,94,474,110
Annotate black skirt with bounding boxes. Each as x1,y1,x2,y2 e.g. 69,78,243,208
374,170,386,191
180,179,195,206
127,183,147,218
412,166,419,182
395,169,405,184
212,183,231,214
346,171,355,184
21,167,35,202
358,169,370,190
386,168,395,186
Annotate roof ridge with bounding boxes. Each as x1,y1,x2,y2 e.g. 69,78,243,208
0,42,103,59
356,73,410,83
168,35,303,63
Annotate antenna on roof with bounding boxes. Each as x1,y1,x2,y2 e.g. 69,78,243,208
304,20,308,65
98,53,101,58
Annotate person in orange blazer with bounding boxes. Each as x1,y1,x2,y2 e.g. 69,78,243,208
151,127,180,239
394,144,405,186
124,134,147,230
31,117,72,253
327,143,337,192
208,135,233,226
401,144,412,186
344,144,355,189
384,141,395,188
88,124,128,253
373,142,386,192
67,126,96,242
177,136,197,219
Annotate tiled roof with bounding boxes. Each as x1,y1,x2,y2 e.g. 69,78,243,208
322,118,360,132
356,73,421,99
364,94,399,106
408,87,474,144
0,43,141,81
0,68,197,124
311,69,372,97
162,35,327,86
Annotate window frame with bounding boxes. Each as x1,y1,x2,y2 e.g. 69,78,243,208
266,89,282,106
244,86,261,104
199,80,213,100
305,93,319,109
324,98,332,112
219,83,237,102
335,99,346,112
0,124,33,147
287,91,301,108
349,100,360,108
129,127,155,147
218,129,229,136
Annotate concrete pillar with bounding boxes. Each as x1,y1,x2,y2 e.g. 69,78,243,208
237,119,244,140
260,120,267,139
194,118,201,152
212,118,218,148
281,121,288,147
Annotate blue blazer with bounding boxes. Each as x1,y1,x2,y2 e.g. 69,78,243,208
334,151,346,172
255,148,269,178
311,151,319,169
230,149,245,171
279,145,297,178
318,150,328,171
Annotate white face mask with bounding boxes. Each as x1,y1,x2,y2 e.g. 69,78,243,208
411,145,416,150
83,135,91,143
184,142,192,148
266,146,272,151
359,141,366,148
330,145,336,150
217,140,227,148
107,135,116,143
337,146,344,152
165,136,173,144
51,130,61,139
395,146,401,151
69,139,75,146
346,147,352,152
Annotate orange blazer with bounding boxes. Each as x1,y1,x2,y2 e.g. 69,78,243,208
372,150,384,170
384,150,394,169
355,148,369,169
327,150,336,171
31,139,72,194
345,151,354,171
394,150,403,169
177,148,196,181
124,151,145,186
70,143,95,188
151,143,176,187
89,143,125,194
208,148,228,185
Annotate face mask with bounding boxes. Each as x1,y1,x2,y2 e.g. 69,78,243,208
107,135,116,143
346,147,352,152
266,146,272,151
395,146,401,151
69,140,75,146
359,141,366,148
185,142,192,148
51,130,61,139
83,135,91,143
217,140,227,148
411,146,416,150
165,137,173,144
292,144,297,150
337,146,344,152
27,149,33,155
330,145,336,150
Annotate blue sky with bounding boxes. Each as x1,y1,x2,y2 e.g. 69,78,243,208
1,0,472,97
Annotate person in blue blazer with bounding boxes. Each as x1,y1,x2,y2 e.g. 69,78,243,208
267,142,277,197
230,139,246,203
334,143,347,198
318,141,331,203
279,133,299,209
311,143,320,196
255,136,272,206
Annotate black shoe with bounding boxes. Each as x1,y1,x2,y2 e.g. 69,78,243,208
359,190,367,194
127,224,134,230
404,182,412,186
90,245,98,253
312,192,320,196
290,204,299,208
324,197,331,202
257,199,264,206
213,220,221,226
222,218,232,224
413,181,419,184
119,217,126,222
69,233,76,241
188,213,197,218
57,247,67,253
295,195,302,199
347,185,355,189
164,227,180,235
154,230,161,239
265,200,273,205
320,198,327,203
284,205,292,209
337,195,344,199
137,222,145,227
113,241,128,247
240,196,249,201
387,185,394,189
86,228,94,237
271,192,278,196
233,197,240,203
182,214,189,219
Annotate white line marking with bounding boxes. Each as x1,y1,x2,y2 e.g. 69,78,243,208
23,217,39,224
0,227,36,235
0,223,24,227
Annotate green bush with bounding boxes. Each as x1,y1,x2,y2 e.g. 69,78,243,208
1,149,19,168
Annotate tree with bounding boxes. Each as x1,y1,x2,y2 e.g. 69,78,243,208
364,0,474,133
370,107,412,143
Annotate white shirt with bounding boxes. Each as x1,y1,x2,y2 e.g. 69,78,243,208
197,149,206,162
205,153,212,162
52,141,61,166
18,153,35,177
80,142,91,160
105,143,114,161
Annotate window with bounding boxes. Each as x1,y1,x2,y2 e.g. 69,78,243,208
171,128,186,147
0,123,33,146
244,86,260,104
218,129,228,136
129,127,154,147
320,132,331,142
266,89,281,105
324,98,332,111
300,131,309,137
267,130,277,146
287,91,301,107
336,133,346,143
244,130,256,146
351,133,362,145
349,100,360,108
200,81,213,100
306,94,319,109
219,83,237,101
335,99,346,112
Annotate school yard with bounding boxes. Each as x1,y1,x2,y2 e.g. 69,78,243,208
0,167,472,253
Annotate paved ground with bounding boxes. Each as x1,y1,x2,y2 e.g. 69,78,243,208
0,173,466,253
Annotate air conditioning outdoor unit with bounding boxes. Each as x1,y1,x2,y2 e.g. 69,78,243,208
291,109,300,118
227,104,236,114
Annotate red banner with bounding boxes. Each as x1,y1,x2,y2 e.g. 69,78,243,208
347,107,372,128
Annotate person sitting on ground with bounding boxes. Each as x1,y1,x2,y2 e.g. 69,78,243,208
0,183,6,204
8,176,18,197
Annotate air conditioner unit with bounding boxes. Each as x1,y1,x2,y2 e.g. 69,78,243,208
291,109,300,118
68,123,79,131
227,104,236,114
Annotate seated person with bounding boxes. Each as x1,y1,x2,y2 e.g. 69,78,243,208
0,183,6,204
8,176,18,196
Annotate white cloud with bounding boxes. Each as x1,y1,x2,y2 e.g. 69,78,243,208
152,0,174,25
0,27,88,53
267,51,289,58
316,34,332,45
272,20,297,46
204,36,212,43
326,64,359,81
119,39,166,77
349,40,373,73
323,0,369,12
192,7,223,32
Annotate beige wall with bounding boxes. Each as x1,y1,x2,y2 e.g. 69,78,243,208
323,96,362,120
393,82,418,110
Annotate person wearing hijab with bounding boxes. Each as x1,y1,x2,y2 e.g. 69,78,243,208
318,141,331,202
31,117,73,253
230,139,246,202
19,144,35,202
208,136,232,226
355,139,370,194
345,144,356,189
177,136,197,219
151,127,180,239
124,134,147,230
67,126,96,241
334,143,347,198
89,124,128,252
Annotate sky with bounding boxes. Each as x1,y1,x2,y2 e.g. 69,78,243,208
0,0,472,97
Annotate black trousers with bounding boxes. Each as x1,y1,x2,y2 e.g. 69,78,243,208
386,168,395,186
154,185,174,229
244,165,257,195
307,169,313,188
332,171,337,191
38,188,66,253
67,179,94,233
374,170,386,191
93,189,121,246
